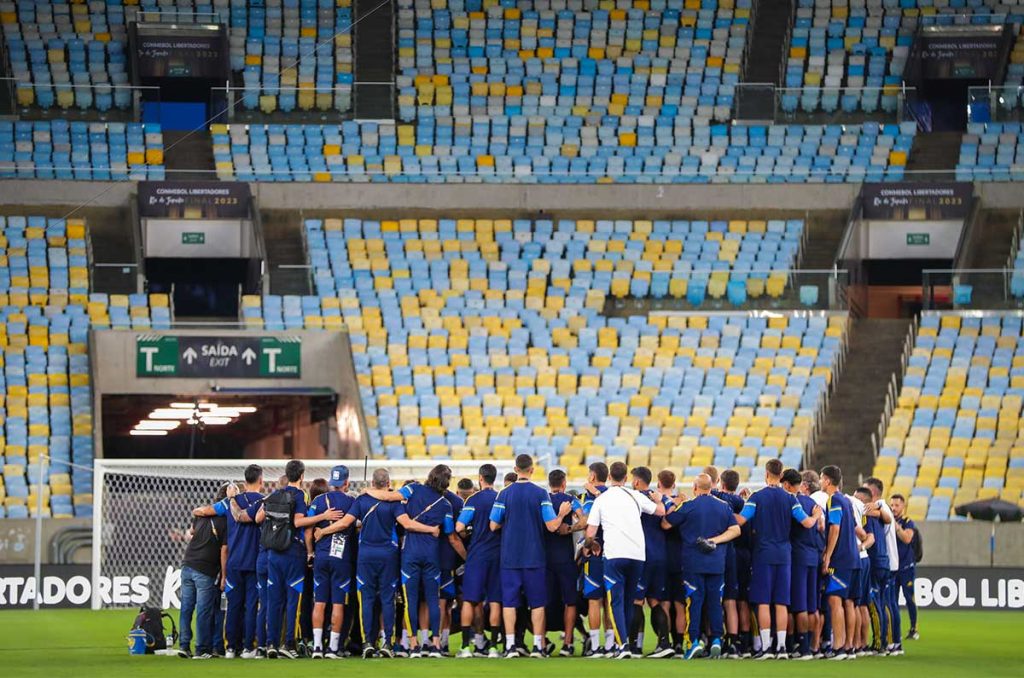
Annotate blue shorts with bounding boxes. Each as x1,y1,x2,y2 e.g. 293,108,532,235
749,561,791,606
313,556,353,605
856,566,871,605
825,568,854,599
639,559,667,601
734,548,751,601
547,561,579,606
581,555,605,600
462,557,500,604
440,568,458,599
666,568,686,603
723,545,739,600
501,567,547,609
789,563,817,613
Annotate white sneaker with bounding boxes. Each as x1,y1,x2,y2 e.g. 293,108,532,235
457,647,474,658
240,649,257,659
225,650,236,659
487,646,500,658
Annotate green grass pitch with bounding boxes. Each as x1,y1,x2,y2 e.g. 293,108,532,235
0,608,1018,677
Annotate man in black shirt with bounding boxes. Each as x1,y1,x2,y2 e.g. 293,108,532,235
178,484,230,659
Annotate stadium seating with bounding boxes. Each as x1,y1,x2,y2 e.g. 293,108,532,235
0,215,168,519
786,0,1022,113
1,0,352,114
396,0,750,125
957,122,1024,182
239,216,848,484
0,120,165,180
213,121,914,183
874,313,1024,522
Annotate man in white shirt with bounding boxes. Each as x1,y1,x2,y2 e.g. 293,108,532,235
585,461,665,659
865,476,901,653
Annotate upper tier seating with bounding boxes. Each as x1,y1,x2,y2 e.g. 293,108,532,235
874,313,1024,521
957,122,1024,182
239,216,849,484
396,0,751,125
0,215,167,520
787,0,1023,113
1,0,353,114
213,120,914,182
0,120,165,181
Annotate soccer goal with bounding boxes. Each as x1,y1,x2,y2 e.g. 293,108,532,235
90,458,514,610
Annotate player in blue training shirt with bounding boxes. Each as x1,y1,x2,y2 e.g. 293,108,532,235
821,465,869,660
631,466,674,658
663,473,741,660
256,460,337,659
315,467,440,658
192,463,265,658
439,484,465,649
456,464,502,658
489,454,571,658
546,469,583,657
782,468,823,660
397,465,464,656
891,493,918,644
855,486,890,655
580,461,611,656
711,467,747,658
305,465,355,659
735,459,819,659
656,469,687,655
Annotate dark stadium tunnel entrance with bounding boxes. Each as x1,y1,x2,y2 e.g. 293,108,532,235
102,394,346,460
145,257,256,318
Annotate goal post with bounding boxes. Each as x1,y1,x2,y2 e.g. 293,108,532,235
90,458,515,610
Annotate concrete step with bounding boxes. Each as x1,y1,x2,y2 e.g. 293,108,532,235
261,209,312,295
354,0,395,119
162,130,215,181
814,317,911,482
743,0,793,85
905,131,962,181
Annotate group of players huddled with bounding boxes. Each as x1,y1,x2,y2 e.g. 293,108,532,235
181,454,921,661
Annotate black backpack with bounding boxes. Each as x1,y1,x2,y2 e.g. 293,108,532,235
131,606,177,653
260,488,297,552
911,525,924,563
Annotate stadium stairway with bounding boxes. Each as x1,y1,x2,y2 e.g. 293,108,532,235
814,317,911,481
955,208,1022,306
800,211,848,270
744,0,792,86
162,130,215,181
905,131,962,182
354,0,396,120
261,209,313,296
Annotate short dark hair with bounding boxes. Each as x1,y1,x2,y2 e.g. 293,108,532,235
589,461,609,483
890,493,905,502
503,472,518,485
309,478,328,501
854,486,872,501
609,461,628,482
821,465,842,487
285,459,305,483
457,478,474,492
765,458,783,477
548,469,567,489
244,464,263,485
478,463,497,485
720,469,739,492
631,466,652,487
657,469,676,489
426,464,452,494
781,468,802,487
865,477,884,494
515,454,533,472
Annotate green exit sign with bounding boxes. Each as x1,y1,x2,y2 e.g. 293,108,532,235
906,233,930,246
137,336,179,376
181,232,205,245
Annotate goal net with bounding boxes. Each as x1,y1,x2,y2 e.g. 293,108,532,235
90,458,515,610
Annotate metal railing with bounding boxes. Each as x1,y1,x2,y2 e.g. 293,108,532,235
0,78,159,121
922,268,1024,310
734,83,913,123
210,83,354,122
